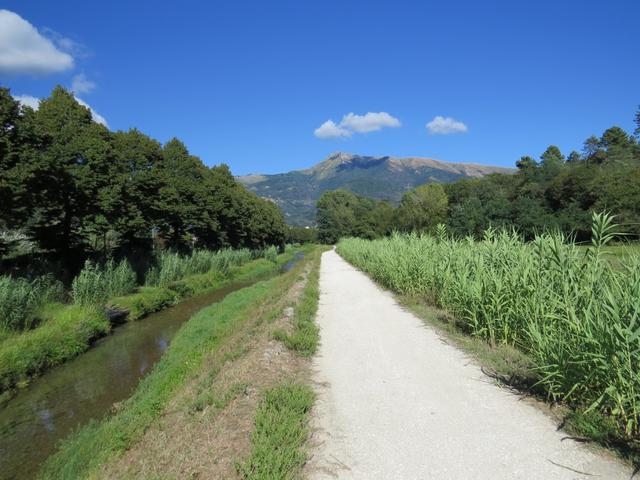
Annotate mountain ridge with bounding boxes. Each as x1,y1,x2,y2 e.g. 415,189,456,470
238,152,514,226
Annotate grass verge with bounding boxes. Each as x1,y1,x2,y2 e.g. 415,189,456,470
273,249,323,356
0,304,109,396
38,247,318,479
237,383,315,480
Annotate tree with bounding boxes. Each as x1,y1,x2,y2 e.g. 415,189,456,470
634,105,640,137
583,135,606,164
316,190,389,243
516,155,538,175
0,88,28,231
396,184,448,232
0,85,289,265
600,126,635,165
316,190,359,244
566,151,582,164
109,129,165,251
287,226,318,244
155,138,215,249
540,145,564,179
21,86,116,261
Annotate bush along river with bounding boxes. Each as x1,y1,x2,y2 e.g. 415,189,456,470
0,256,303,480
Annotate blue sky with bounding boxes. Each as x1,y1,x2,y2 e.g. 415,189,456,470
0,1,638,174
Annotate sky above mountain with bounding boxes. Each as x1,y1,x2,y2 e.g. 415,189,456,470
0,1,638,174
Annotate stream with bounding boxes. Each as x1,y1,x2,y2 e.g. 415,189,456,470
0,265,293,480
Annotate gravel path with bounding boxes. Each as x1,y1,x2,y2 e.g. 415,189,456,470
306,250,633,480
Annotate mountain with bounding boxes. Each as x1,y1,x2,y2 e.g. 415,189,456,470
237,153,514,226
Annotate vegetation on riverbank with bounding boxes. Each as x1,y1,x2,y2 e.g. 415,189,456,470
39,246,321,479
0,304,109,394
337,213,640,453
273,258,321,357
0,248,296,396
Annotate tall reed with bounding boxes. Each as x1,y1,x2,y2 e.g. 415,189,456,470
0,275,64,332
337,213,640,437
72,259,137,306
145,248,257,287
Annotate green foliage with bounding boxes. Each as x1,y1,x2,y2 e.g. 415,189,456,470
442,122,640,241
108,287,179,321
72,259,137,305
260,245,278,263
144,248,253,287
316,189,392,243
396,183,448,233
338,212,640,438
0,275,63,332
0,85,287,266
0,304,109,392
238,383,315,479
286,226,318,244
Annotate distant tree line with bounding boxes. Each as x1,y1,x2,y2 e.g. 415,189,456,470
317,110,640,243
286,226,318,244
0,86,287,272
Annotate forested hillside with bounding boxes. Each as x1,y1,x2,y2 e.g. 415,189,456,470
238,152,512,226
317,113,640,243
0,86,287,272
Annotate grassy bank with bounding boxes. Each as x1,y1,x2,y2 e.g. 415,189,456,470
0,304,110,394
273,255,321,357
238,383,315,479
39,246,320,479
0,249,300,396
237,247,325,479
337,214,640,455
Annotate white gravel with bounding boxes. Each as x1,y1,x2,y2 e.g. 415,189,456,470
306,250,633,480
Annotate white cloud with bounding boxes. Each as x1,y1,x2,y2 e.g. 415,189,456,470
75,97,107,126
426,116,468,135
340,112,401,133
314,111,401,139
71,73,96,94
314,120,351,139
42,27,89,58
13,93,108,127
0,10,74,75
12,94,40,109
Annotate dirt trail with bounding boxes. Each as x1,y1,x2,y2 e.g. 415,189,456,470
306,250,633,480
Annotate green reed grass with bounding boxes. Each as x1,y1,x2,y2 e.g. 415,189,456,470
72,259,137,306
144,248,255,287
338,212,640,438
0,275,63,333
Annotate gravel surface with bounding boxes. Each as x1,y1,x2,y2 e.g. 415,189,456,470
306,249,633,480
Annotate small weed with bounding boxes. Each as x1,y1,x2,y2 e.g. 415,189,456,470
237,383,315,480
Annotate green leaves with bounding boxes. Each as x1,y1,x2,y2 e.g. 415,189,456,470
0,86,287,264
